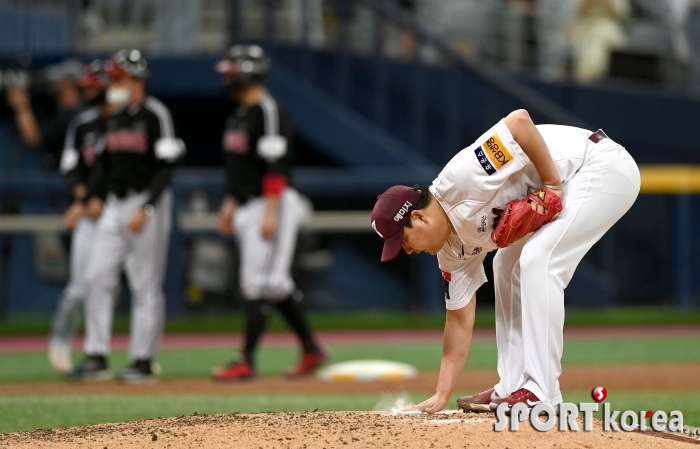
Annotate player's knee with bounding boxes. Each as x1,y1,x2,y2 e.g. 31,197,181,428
518,244,550,272
492,252,519,283
85,269,116,292
519,245,573,288
492,252,508,276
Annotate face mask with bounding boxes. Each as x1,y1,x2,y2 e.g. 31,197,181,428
106,87,131,106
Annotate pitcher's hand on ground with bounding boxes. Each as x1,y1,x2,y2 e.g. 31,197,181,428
409,393,450,415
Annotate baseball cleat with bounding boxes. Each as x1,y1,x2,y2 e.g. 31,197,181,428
489,388,541,412
211,360,255,381
118,360,158,384
286,351,327,378
67,355,113,382
456,387,499,413
48,347,73,374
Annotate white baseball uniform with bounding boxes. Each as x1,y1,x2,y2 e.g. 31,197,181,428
432,119,640,404
234,187,302,301
48,217,96,353
50,106,104,356
84,189,172,360
223,91,301,302
82,96,183,362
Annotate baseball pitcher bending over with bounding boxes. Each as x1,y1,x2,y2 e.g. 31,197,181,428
371,110,639,413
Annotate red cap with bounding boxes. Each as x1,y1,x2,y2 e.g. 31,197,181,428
214,58,240,75
105,49,149,79
79,65,105,89
371,186,421,262
105,56,128,79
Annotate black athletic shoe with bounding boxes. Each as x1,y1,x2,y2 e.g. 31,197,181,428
67,355,112,382
118,360,158,384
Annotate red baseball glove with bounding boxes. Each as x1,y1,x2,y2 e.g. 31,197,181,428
491,188,563,248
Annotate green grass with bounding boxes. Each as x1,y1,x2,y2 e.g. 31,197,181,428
0,394,387,434
1,391,699,434
1,306,699,336
1,337,699,384
1,334,699,434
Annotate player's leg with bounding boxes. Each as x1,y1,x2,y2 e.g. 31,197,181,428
257,189,299,300
242,299,273,363
48,217,97,373
121,191,172,383
236,197,269,300
73,199,127,380
276,293,325,377
492,237,528,400
265,189,324,376
212,198,270,380
517,144,640,403
458,256,520,412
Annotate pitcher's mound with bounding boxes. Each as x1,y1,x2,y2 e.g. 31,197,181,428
1,411,698,449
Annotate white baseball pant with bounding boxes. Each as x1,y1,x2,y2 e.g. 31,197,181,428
48,217,96,352
84,190,172,361
492,138,640,404
234,188,301,301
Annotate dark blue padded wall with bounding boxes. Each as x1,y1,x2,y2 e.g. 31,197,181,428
2,50,699,313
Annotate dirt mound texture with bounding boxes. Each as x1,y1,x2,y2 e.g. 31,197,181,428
1,411,698,449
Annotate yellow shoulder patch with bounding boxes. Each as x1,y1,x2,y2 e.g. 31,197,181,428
481,133,512,170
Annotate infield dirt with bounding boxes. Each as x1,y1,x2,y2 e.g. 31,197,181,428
1,411,698,449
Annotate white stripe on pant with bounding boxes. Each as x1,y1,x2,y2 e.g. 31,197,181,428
84,190,172,361
492,140,640,404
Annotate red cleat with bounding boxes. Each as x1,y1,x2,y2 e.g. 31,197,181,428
457,387,499,413
286,351,327,378
489,388,541,411
211,361,255,381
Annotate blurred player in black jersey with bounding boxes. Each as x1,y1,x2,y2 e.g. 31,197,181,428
211,45,325,381
70,49,185,383
48,60,110,373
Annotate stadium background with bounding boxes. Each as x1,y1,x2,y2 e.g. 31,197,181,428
0,0,699,437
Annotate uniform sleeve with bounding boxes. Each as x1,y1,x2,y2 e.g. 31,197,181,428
145,98,185,205
59,115,82,180
257,96,292,195
432,119,530,207
60,112,95,193
437,247,488,311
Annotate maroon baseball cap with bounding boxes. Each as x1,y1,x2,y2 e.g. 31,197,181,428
371,185,422,262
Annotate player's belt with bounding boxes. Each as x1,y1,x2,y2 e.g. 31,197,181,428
588,129,608,144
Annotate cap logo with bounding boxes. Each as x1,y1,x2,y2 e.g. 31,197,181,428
371,220,383,238
394,201,413,222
